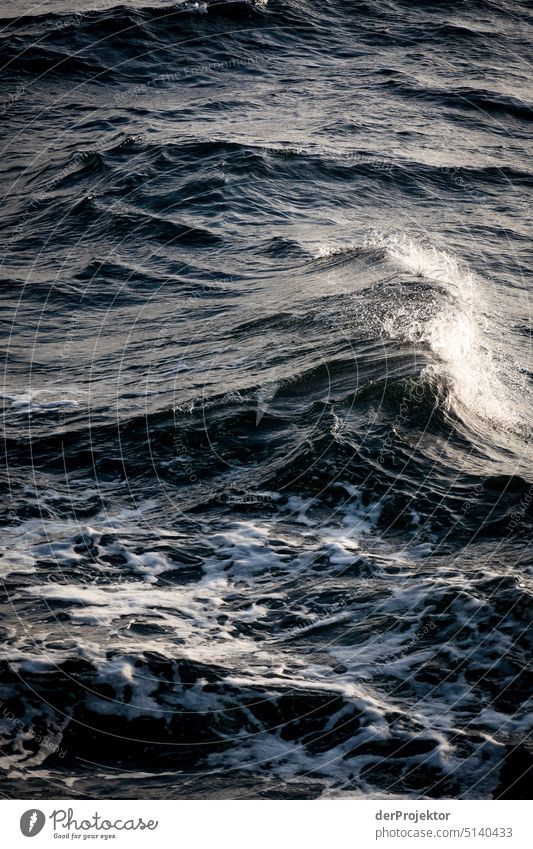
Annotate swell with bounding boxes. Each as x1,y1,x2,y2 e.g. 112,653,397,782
4,0,527,82
3,368,532,543
0,0,269,76
0,0,269,27
20,137,531,242
381,77,533,123
3,229,531,525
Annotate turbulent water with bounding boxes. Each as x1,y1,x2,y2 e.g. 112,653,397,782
1,0,532,800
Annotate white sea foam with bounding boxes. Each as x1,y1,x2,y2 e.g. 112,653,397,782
367,232,529,434
2,388,82,415
3,500,529,796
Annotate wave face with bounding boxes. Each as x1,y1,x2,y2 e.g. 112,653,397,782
1,0,532,800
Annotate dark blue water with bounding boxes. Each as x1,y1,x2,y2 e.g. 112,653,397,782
0,0,532,799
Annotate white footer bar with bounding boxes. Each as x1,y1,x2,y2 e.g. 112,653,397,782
3,799,528,849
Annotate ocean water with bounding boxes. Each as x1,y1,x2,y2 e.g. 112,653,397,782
0,0,532,800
